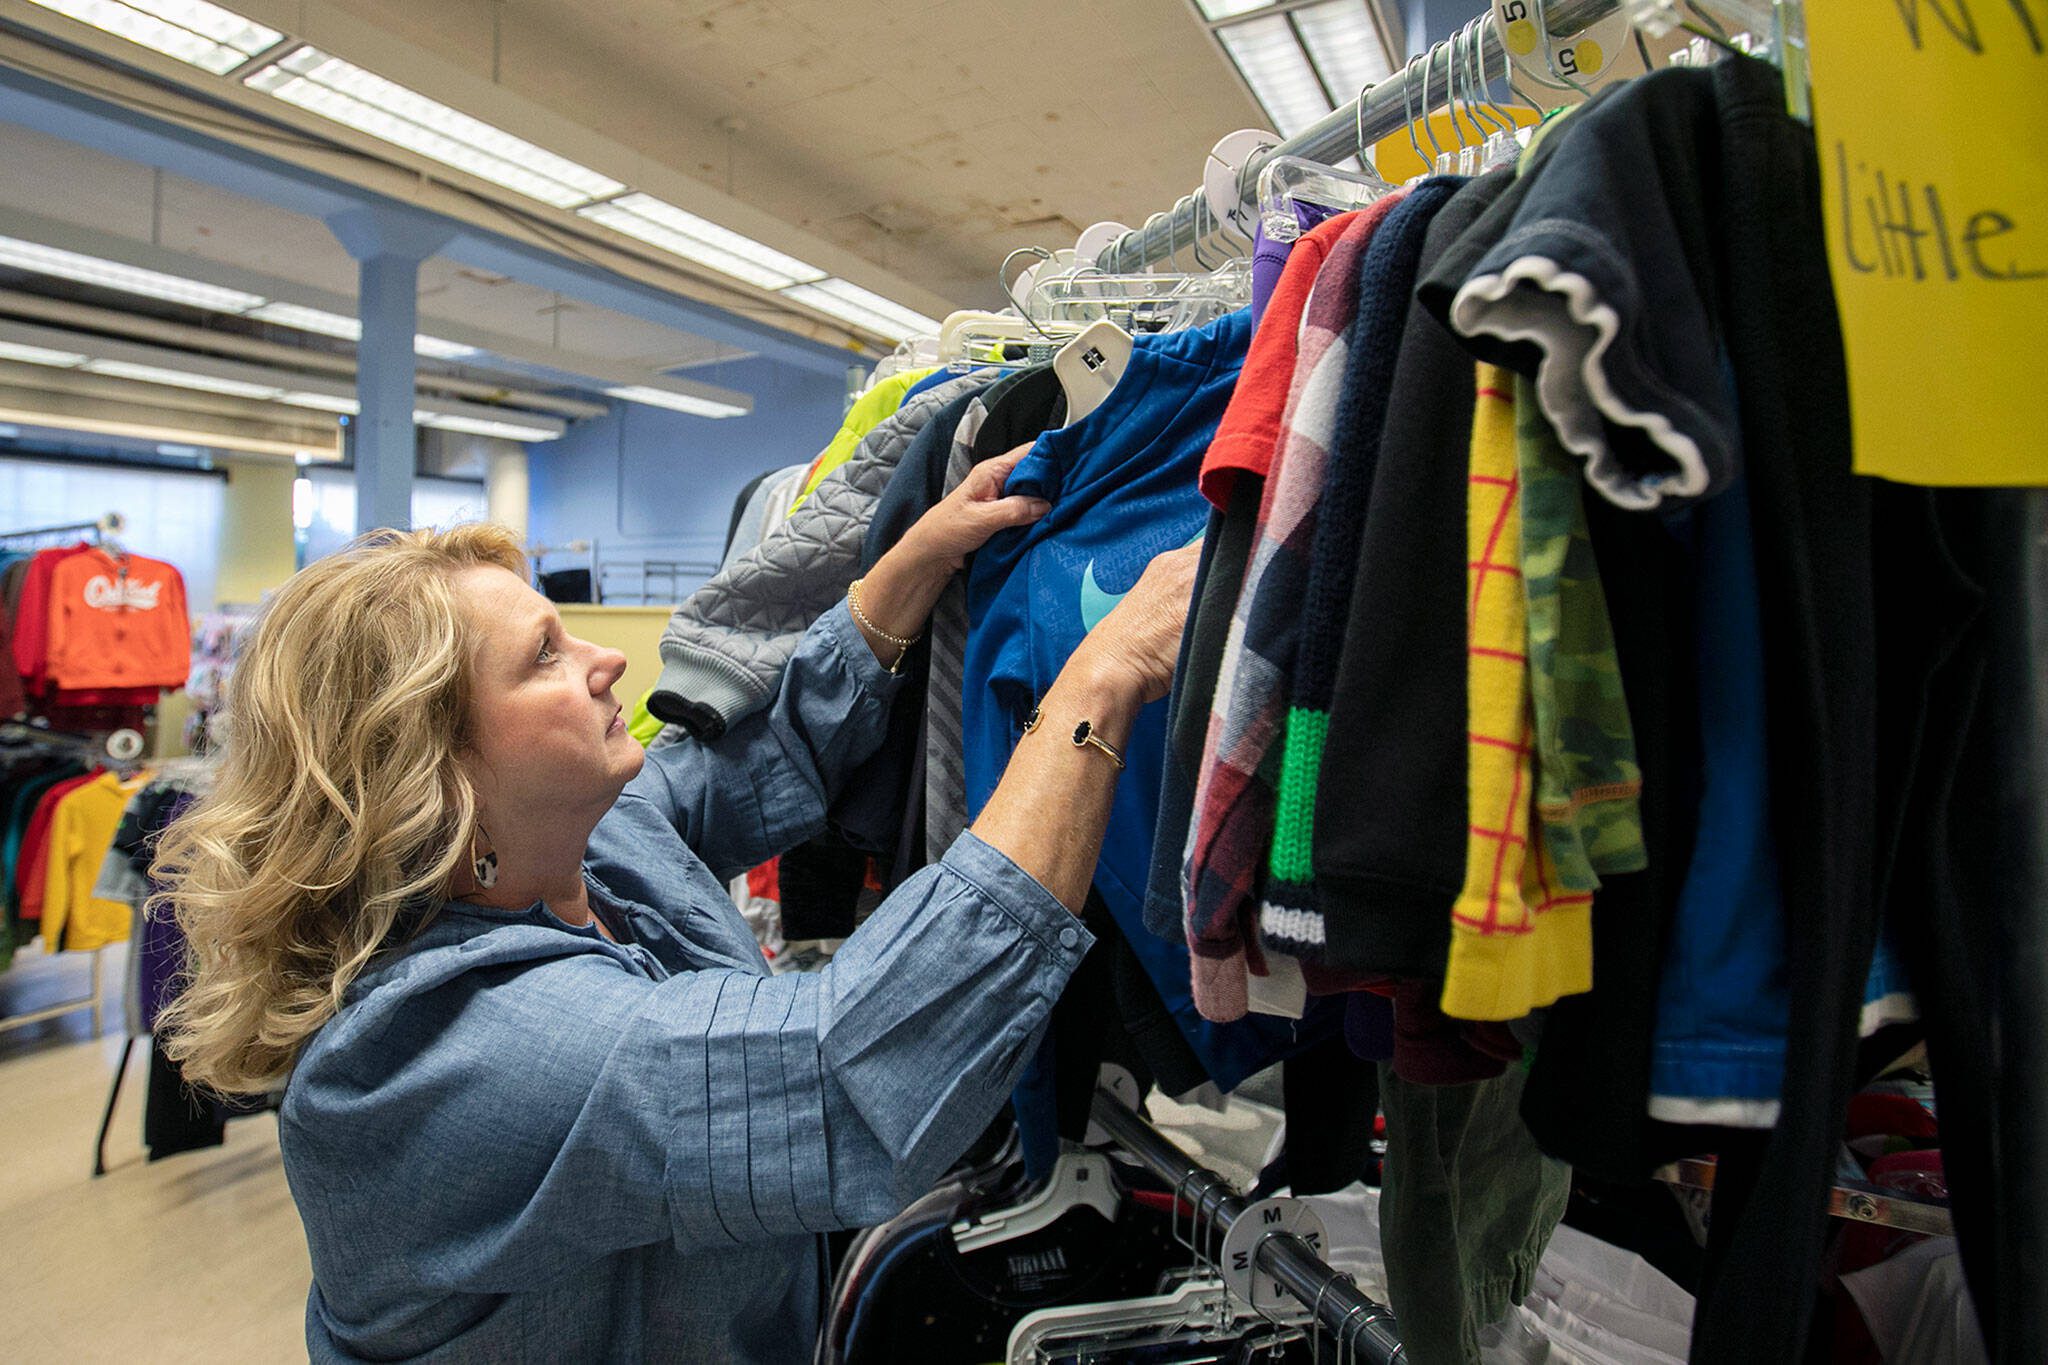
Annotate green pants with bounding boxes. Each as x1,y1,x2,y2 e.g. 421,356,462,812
1378,1063,1571,1365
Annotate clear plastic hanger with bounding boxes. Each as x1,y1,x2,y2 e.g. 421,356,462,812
1255,156,1386,243
1033,265,1248,327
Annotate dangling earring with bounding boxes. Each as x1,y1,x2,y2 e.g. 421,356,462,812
471,824,499,890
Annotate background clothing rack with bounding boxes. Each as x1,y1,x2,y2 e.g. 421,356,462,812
0,941,106,1039
1090,1088,1406,1363
0,511,125,549
1657,1156,1956,1238
1095,0,1624,274
0,721,148,1044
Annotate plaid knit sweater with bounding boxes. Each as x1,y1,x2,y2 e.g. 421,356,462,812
1182,192,1406,1024
1441,366,1594,1022
1261,178,1465,956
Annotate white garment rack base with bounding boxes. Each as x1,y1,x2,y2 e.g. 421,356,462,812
0,942,104,1038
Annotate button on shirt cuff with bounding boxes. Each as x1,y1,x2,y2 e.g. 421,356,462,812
936,830,1095,972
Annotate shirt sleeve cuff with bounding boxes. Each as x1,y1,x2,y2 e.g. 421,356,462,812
813,595,905,703
936,831,1094,972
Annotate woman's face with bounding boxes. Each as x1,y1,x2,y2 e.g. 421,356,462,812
454,565,644,826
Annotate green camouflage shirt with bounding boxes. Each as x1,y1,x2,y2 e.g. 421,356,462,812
1517,374,1648,890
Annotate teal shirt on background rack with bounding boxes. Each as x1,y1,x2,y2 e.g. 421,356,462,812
279,600,1093,1363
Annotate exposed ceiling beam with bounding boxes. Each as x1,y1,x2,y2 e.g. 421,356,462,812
0,287,608,417
0,12,919,368
0,201,753,411
0,374,339,458
0,315,572,438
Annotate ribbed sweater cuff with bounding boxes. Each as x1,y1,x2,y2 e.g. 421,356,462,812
648,647,768,738
1311,870,1456,978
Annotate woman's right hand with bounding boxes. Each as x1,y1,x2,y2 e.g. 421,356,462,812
973,541,1200,913
1064,543,1201,709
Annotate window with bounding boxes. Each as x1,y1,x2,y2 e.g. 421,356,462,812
0,456,225,607
296,467,490,565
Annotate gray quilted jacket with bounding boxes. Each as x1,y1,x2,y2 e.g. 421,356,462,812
648,372,991,740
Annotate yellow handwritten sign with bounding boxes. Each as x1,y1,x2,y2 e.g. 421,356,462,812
1807,0,2048,485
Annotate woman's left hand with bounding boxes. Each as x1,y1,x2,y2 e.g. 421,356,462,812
899,447,1051,574
850,447,1051,664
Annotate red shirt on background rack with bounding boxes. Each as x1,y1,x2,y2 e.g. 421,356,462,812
10,543,89,696
14,767,99,925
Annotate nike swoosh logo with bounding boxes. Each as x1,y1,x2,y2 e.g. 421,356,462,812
1080,560,1123,632
1079,531,1205,632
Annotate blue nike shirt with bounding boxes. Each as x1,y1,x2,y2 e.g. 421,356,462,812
962,310,1325,1167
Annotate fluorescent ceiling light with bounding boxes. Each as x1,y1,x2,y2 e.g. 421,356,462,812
414,410,559,442
82,357,285,399
1217,15,1335,138
22,0,281,75
411,334,479,360
1292,1,1392,105
27,5,940,345
244,300,356,338
0,233,266,312
1199,1,1394,142
0,340,89,367
245,302,480,359
578,194,826,292
781,279,940,342
295,394,557,441
604,385,746,419
277,390,361,414
246,46,623,209
155,441,203,456
0,403,325,458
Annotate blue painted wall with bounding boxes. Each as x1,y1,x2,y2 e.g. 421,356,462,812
1403,0,1494,53
527,354,851,603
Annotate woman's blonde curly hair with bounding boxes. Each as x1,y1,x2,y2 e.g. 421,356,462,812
154,523,526,1094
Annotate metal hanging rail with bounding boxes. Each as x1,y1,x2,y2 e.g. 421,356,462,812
1090,1088,1406,1363
0,511,124,546
1096,0,1624,274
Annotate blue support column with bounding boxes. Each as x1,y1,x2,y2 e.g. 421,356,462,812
327,208,454,535
352,251,419,533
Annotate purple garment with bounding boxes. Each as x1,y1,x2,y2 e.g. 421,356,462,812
137,792,195,1030
1250,200,1343,324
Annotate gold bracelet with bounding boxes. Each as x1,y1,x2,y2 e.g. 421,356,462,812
847,577,920,672
1023,704,1126,770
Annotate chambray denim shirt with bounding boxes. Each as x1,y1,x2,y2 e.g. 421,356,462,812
279,600,1093,1363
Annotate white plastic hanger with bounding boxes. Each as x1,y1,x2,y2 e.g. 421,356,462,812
1052,319,1134,427
950,1149,1121,1253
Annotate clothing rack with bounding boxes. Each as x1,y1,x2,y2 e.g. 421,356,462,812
1096,0,1626,274
597,558,719,606
1656,1157,1956,1237
1090,1088,1406,1363
0,721,148,1044
0,940,107,1038
0,511,124,549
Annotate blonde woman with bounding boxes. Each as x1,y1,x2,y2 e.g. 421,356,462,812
156,454,1198,1364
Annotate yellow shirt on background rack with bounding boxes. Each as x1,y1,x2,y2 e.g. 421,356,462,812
41,768,152,952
